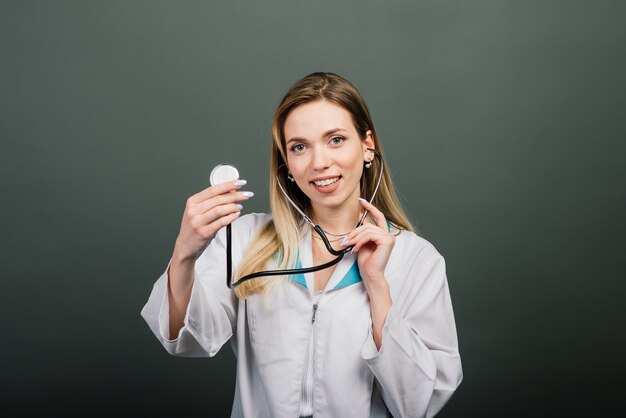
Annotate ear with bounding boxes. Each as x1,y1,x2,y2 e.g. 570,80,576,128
362,130,375,152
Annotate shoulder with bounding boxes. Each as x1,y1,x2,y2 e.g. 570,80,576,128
387,229,449,296
234,212,273,229
390,227,445,266
209,212,273,256
229,212,273,239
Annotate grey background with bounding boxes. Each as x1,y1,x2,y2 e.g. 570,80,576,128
1,0,624,416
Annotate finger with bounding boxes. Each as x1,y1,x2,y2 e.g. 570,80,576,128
342,225,384,247
190,179,248,204
358,198,387,228
358,210,368,224
362,214,379,229
195,190,254,214
351,234,377,253
198,202,242,228
193,202,243,227
340,224,370,246
353,227,386,244
198,209,241,237
358,198,386,226
351,229,393,253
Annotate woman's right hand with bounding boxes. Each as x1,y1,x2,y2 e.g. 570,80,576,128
173,179,253,263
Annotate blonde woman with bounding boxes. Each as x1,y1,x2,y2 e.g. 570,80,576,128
141,72,462,418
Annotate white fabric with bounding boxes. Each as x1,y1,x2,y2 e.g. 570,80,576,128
141,213,462,418
298,291,323,418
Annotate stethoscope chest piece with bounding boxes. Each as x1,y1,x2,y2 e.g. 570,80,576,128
210,164,239,186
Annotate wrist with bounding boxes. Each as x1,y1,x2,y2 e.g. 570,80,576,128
364,276,389,292
172,247,198,267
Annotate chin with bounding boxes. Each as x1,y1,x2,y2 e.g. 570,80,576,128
312,192,357,209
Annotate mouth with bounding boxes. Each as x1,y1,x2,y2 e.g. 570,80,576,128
310,176,342,193
310,176,341,187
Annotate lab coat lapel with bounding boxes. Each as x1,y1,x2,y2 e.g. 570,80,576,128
300,227,361,295
299,227,315,293
326,251,358,291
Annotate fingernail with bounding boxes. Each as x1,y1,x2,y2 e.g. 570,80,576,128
340,235,349,246
235,211,241,216
241,191,254,197
236,204,243,209
234,179,247,187
359,197,368,203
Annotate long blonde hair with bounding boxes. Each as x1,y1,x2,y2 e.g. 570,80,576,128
233,72,415,298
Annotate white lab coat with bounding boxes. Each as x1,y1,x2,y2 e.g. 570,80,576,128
141,213,462,418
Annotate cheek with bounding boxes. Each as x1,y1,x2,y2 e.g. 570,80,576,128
345,153,364,175
351,165,365,181
288,159,307,178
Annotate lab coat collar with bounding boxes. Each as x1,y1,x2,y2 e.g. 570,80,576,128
290,220,391,295
292,224,362,295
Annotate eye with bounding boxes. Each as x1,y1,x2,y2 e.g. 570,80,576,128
330,136,346,145
290,143,305,153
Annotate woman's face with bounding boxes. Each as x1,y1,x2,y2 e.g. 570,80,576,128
283,100,374,214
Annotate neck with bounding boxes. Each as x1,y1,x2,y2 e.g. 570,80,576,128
311,197,361,235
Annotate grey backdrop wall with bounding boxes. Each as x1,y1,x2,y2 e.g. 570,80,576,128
1,1,624,417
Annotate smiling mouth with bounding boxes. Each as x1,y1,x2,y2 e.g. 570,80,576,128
310,176,341,187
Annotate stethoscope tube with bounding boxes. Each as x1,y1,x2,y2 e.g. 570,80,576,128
226,148,383,289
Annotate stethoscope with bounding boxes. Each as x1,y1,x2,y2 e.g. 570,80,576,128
209,148,384,289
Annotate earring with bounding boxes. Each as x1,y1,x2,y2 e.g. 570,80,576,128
364,150,374,168
287,171,295,182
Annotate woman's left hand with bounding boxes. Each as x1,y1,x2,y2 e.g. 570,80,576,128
342,198,396,284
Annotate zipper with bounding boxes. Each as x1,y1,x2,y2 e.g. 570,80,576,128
310,293,322,412
310,290,322,323
311,302,318,324
299,292,322,417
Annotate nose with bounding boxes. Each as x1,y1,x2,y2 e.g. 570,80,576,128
311,146,331,171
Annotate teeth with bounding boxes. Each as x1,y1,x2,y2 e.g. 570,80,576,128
313,177,340,186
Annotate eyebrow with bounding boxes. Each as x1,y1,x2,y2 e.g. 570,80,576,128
286,128,348,145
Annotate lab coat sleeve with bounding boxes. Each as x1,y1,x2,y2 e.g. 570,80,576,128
361,241,463,418
140,223,238,357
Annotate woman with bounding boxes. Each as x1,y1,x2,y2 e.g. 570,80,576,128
141,72,462,417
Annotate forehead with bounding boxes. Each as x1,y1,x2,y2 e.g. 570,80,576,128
284,100,354,138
